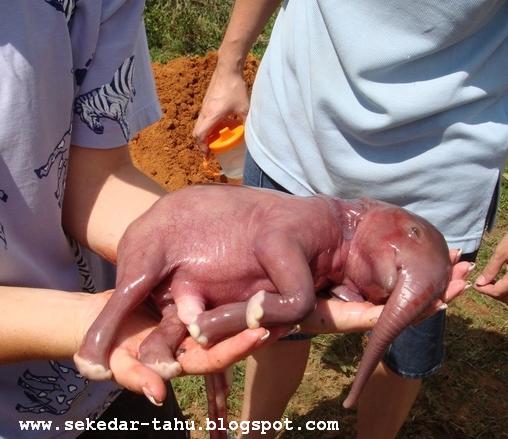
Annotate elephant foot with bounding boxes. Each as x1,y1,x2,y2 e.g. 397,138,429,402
186,301,251,346
246,290,267,329
144,360,182,380
73,353,112,380
188,319,209,346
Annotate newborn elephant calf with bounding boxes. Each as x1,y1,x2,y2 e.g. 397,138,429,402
75,184,451,412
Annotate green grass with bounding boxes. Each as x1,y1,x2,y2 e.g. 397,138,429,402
144,0,275,62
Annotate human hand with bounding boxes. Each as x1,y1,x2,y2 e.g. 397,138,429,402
78,290,163,402
175,326,288,376
474,234,508,304
300,249,473,334
79,292,284,405
430,248,474,307
192,64,250,153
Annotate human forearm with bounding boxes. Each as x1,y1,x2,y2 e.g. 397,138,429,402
62,145,164,263
217,0,280,72
0,286,98,362
193,0,280,148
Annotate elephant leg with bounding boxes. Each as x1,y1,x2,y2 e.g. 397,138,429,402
188,301,250,346
74,244,167,380
246,235,316,329
139,303,187,380
205,372,229,439
190,238,315,346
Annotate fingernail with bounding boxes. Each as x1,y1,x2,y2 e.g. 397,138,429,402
468,263,476,273
282,324,301,338
142,387,163,407
456,249,463,261
476,275,486,286
260,329,270,342
457,282,472,297
438,303,448,311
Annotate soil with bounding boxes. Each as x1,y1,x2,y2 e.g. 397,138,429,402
129,52,259,191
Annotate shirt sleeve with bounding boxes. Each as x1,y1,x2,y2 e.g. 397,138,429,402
71,2,161,148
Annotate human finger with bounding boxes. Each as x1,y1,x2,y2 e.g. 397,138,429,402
109,347,168,406
475,234,508,287
439,260,474,304
300,299,383,334
474,274,508,304
193,112,222,153
449,248,462,264
176,327,287,375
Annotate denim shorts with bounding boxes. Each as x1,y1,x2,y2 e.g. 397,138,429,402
243,150,477,379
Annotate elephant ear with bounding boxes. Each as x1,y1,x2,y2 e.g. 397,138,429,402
330,285,365,302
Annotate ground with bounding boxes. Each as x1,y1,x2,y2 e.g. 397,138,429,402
130,53,259,190
129,53,508,439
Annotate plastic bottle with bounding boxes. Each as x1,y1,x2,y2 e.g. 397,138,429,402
208,125,246,182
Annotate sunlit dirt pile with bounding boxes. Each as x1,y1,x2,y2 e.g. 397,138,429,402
129,52,259,191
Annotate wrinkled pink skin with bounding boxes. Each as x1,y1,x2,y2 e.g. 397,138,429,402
75,185,451,429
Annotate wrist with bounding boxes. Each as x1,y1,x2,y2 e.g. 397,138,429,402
75,291,112,354
217,43,248,74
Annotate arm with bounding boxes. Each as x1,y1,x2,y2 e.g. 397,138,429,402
62,144,164,263
475,233,508,304
218,0,280,72
301,249,473,333
0,284,166,395
0,286,94,363
193,0,280,150
0,147,165,375
0,284,275,405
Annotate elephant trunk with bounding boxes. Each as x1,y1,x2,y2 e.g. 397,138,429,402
342,275,441,409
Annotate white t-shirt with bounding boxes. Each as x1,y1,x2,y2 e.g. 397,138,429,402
0,1,161,437
247,0,508,253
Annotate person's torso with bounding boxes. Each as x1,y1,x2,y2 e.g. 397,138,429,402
247,0,508,252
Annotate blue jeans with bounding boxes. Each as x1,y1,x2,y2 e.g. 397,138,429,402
243,150,476,379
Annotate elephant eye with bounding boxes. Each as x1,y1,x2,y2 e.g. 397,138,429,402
408,226,421,239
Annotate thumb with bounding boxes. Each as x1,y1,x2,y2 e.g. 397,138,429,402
476,249,506,286
192,116,215,153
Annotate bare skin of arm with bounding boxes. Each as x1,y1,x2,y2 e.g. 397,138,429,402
0,286,96,363
61,144,164,263
1,145,164,366
302,249,472,334
0,284,275,404
192,0,280,150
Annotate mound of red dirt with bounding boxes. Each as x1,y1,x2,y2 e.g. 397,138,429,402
129,52,259,191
